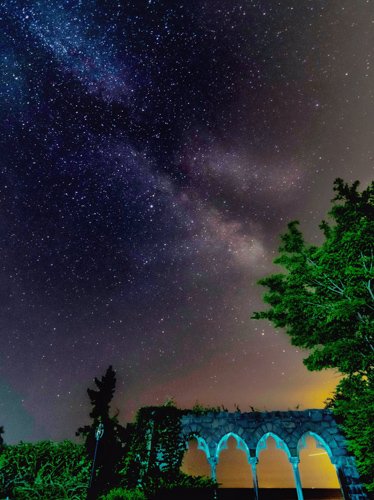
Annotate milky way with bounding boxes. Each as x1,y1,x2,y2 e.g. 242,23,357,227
0,0,373,443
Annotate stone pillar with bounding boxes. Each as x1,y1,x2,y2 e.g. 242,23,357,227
334,457,369,499
208,456,218,481
336,467,349,499
289,457,304,500
248,457,259,500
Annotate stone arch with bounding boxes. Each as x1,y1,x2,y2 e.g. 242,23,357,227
214,432,253,489
216,421,245,438
288,421,335,456
255,431,292,460
215,432,250,461
297,431,334,462
184,432,211,460
179,410,368,498
255,431,296,492
253,422,292,447
297,430,343,496
181,434,212,480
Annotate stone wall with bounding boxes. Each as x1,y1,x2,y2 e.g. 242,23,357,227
179,410,368,500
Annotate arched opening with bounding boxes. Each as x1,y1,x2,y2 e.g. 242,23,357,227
180,436,211,479
298,432,342,497
256,434,296,492
216,433,253,488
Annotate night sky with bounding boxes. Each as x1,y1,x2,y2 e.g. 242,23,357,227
0,0,373,451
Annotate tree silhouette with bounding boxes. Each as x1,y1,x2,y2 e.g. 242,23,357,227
77,366,130,497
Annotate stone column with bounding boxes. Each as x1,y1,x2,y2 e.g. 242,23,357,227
248,457,259,500
335,466,349,499
289,457,304,500
208,456,218,481
334,456,369,499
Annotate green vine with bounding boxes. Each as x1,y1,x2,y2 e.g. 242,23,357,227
191,402,223,415
120,402,217,496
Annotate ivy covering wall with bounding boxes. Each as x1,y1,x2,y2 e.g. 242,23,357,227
120,402,218,497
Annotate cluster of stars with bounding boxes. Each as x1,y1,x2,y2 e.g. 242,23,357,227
0,0,372,443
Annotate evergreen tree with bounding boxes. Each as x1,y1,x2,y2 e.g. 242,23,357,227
253,178,373,490
77,366,130,497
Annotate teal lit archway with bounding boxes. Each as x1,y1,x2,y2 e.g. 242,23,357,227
216,432,250,461
298,431,334,461
256,431,292,460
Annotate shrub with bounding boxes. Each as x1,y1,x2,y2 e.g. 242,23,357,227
0,440,90,499
101,488,146,500
144,471,217,499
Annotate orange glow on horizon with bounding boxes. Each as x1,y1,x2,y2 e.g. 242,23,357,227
181,435,341,491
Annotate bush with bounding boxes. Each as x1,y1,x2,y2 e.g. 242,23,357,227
144,471,217,499
101,488,146,500
0,440,90,499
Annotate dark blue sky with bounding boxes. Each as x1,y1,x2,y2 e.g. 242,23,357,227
0,0,372,443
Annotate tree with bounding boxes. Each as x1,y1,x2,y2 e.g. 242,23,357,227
325,375,374,490
77,365,130,498
253,178,373,490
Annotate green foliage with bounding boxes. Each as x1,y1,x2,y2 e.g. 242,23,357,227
120,404,218,498
0,440,90,499
77,365,130,497
191,402,222,414
161,397,177,407
101,487,146,500
0,403,218,499
253,179,374,376
253,178,374,488
326,375,374,492
120,405,186,490
146,471,217,499
154,471,216,490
